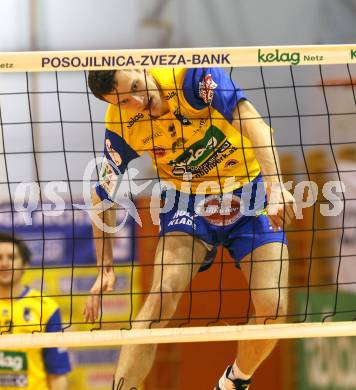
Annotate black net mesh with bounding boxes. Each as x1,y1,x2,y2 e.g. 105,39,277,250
0,64,355,337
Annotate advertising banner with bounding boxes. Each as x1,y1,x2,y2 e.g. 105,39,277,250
296,291,356,390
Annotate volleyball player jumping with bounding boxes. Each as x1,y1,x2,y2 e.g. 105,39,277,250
84,67,296,390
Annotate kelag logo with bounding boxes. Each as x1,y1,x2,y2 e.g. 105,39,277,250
258,49,300,65
0,352,27,371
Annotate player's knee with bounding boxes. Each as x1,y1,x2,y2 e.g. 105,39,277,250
154,264,191,293
149,280,183,317
148,294,180,324
253,292,288,324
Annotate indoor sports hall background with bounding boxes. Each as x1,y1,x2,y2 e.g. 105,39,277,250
1,1,356,390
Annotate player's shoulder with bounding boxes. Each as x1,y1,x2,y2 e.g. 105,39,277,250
150,67,186,84
182,68,227,108
183,67,229,87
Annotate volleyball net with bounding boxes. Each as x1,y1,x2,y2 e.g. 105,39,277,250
0,44,355,349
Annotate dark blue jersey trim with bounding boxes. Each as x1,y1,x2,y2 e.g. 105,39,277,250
104,129,139,174
96,129,140,202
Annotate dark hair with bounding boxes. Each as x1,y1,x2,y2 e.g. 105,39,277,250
88,70,117,101
0,232,31,264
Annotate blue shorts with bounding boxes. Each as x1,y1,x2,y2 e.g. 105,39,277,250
159,174,287,272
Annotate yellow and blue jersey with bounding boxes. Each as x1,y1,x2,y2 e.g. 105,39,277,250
96,67,261,200
0,287,71,389
95,68,287,274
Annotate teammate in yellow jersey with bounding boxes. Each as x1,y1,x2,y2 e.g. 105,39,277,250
85,67,296,390
0,232,71,390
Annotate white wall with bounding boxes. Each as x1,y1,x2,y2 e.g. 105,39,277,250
0,0,32,51
1,0,356,51
36,0,144,50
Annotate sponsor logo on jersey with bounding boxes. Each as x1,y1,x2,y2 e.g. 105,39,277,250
167,210,196,228
0,373,28,387
168,124,176,138
165,91,178,100
171,137,187,154
174,108,192,126
169,126,225,170
192,118,208,135
0,352,27,371
127,113,144,128
142,131,163,145
99,157,117,198
152,146,166,158
168,126,236,177
199,74,217,104
195,194,242,226
105,139,122,167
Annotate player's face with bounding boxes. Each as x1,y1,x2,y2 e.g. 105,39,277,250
103,70,168,117
0,243,25,287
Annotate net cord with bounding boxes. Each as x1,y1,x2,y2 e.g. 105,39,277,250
1,322,356,349
0,44,355,72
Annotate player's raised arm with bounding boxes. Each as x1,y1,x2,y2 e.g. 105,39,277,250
231,100,296,231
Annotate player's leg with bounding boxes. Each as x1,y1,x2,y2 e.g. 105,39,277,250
114,232,208,390
237,242,289,371
216,242,289,390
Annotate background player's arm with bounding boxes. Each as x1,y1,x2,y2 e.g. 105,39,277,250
42,308,71,388
232,100,296,230
47,374,69,390
83,189,117,322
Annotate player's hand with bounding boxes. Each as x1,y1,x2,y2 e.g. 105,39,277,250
83,266,116,323
266,186,296,232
